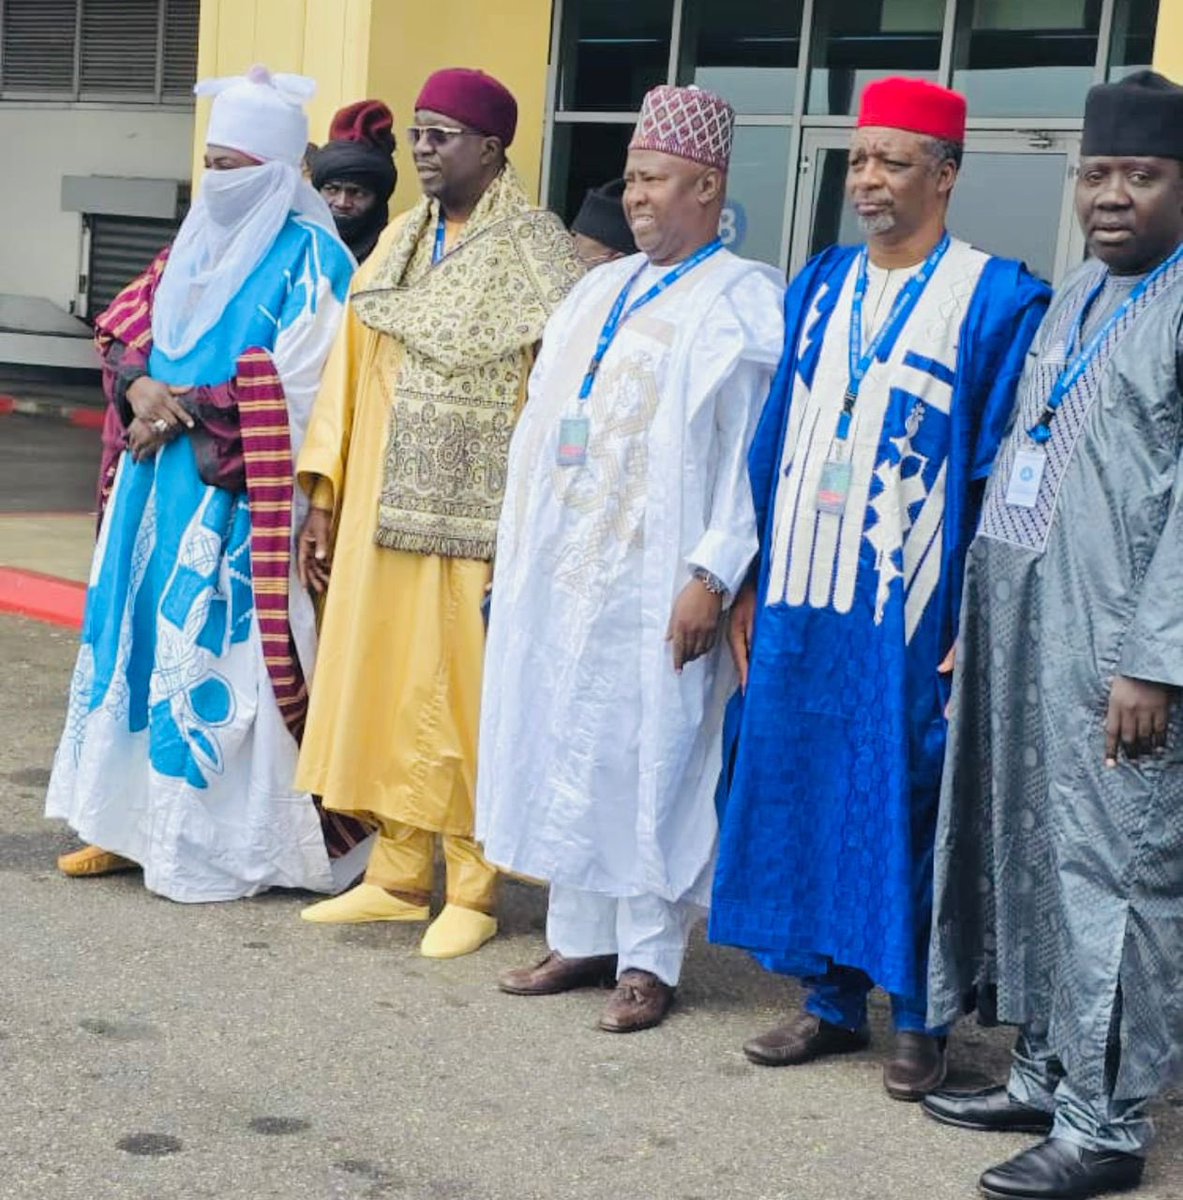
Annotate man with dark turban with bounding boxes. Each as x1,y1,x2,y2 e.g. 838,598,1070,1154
923,70,1183,1200
311,100,397,263
570,177,636,269
293,68,582,959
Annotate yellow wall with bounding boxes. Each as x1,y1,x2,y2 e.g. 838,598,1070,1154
193,0,554,205
1155,0,1183,81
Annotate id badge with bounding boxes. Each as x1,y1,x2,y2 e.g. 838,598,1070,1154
1004,446,1046,509
556,416,590,468
816,457,853,515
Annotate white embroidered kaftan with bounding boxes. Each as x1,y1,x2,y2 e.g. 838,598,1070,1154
477,249,784,905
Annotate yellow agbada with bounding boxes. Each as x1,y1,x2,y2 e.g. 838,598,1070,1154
295,213,529,911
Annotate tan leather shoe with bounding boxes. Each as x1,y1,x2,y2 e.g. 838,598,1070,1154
498,950,618,996
57,845,137,877
598,969,675,1033
883,1031,948,1102
742,1012,870,1066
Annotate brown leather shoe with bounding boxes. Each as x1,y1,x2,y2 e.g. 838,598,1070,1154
742,1012,870,1066
598,969,675,1033
498,950,618,996
883,1031,948,1102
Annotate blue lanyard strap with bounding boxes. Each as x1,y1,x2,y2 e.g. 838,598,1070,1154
1028,243,1183,445
578,238,725,402
838,232,951,441
432,214,447,265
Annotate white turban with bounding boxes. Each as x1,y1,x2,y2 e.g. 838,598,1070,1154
197,64,315,165
151,64,348,360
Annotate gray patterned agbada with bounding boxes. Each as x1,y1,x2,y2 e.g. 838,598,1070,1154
928,248,1183,1149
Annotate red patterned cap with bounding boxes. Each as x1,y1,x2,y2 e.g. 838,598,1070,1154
629,85,735,171
857,77,967,143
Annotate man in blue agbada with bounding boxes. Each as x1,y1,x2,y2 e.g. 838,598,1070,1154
709,76,1050,1101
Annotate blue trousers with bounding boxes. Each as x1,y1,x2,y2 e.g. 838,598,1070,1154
804,964,947,1036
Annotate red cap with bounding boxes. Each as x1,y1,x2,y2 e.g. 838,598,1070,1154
327,99,396,157
857,77,967,143
415,68,517,147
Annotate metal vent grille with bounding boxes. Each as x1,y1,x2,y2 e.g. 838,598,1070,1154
161,0,198,100
80,0,158,95
88,214,176,315
1,0,79,94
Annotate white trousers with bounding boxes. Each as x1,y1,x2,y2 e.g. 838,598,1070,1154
546,883,699,986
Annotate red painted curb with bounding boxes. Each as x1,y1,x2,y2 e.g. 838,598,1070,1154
0,395,14,415
68,407,105,431
0,567,85,629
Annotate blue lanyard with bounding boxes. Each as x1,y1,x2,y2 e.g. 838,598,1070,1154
1028,243,1183,444
432,214,447,264
577,239,724,403
838,233,951,441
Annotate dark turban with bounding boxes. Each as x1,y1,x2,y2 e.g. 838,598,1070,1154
312,100,397,263
1082,70,1183,161
415,68,517,148
572,179,637,257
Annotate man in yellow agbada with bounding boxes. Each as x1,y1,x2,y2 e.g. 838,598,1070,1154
293,67,582,958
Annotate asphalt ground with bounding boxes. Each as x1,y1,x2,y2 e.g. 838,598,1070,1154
0,414,101,514
3,613,1183,1200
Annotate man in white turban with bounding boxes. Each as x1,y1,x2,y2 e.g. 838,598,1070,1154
48,65,369,902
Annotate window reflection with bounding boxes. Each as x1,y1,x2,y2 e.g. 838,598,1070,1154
807,143,1065,283
678,0,804,115
721,125,793,265
806,0,944,116
952,0,1101,119
548,123,636,224
558,0,674,112
1108,0,1160,78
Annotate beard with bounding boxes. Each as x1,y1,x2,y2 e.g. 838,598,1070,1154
856,210,896,236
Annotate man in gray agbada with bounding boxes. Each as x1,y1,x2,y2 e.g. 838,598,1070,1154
922,70,1183,1200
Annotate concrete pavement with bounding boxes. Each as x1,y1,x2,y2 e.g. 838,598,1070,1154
2,613,1183,1200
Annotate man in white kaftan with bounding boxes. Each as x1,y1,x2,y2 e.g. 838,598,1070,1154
478,85,784,1033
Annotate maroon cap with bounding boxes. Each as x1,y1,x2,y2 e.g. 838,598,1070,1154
415,68,518,147
328,99,396,157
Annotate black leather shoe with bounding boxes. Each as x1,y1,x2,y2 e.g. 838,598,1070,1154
923,1085,1054,1134
979,1138,1144,1200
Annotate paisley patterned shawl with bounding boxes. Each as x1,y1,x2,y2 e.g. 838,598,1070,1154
352,165,583,559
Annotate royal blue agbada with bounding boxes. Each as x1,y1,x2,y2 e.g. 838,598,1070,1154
710,243,1049,1001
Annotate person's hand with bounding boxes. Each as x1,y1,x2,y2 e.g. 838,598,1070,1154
1105,675,1175,766
127,375,194,436
667,578,724,675
126,416,173,461
297,508,334,593
727,580,758,693
938,643,956,718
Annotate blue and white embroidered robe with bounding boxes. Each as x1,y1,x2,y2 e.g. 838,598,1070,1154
709,240,1049,1000
47,217,355,902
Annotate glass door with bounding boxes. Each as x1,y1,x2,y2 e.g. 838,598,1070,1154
790,128,1085,284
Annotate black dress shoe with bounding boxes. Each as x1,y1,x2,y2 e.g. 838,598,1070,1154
883,1032,948,1102
979,1138,1144,1200
923,1085,1054,1134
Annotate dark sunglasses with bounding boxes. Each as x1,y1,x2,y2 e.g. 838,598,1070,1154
407,124,484,149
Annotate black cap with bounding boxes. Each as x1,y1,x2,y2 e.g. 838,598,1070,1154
1082,70,1183,160
571,178,637,257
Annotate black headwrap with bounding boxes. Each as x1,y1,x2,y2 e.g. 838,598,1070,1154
311,141,397,263
1082,70,1183,160
572,178,637,257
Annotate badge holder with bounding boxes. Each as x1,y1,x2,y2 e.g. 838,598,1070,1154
556,415,590,468
1004,445,1046,509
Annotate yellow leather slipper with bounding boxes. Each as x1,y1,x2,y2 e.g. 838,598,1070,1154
300,882,430,925
419,903,498,959
57,845,138,877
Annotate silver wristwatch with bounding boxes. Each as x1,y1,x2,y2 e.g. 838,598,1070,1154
692,565,728,597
